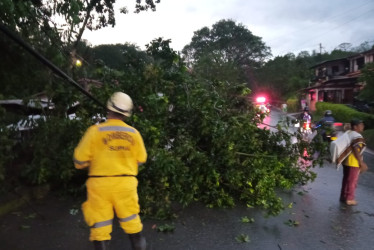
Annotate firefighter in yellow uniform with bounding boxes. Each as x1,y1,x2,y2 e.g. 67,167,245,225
73,92,147,250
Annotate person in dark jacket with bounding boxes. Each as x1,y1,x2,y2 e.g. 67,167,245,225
317,110,335,141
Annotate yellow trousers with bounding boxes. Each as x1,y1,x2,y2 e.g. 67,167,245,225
82,177,143,241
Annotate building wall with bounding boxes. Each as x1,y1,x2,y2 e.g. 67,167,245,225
365,53,374,63
306,49,374,111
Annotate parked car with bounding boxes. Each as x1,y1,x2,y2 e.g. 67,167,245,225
6,115,46,131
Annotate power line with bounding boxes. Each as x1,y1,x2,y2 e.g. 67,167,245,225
0,23,105,109
24,3,93,68
266,0,373,44
274,6,374,56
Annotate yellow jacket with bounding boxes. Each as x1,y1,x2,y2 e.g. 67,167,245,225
73,119,147,176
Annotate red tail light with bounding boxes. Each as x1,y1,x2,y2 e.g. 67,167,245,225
333,122,343,127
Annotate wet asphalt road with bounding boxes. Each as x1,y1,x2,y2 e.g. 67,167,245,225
0,109,373,250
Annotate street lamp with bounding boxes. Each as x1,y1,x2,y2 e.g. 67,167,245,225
75,59,82,67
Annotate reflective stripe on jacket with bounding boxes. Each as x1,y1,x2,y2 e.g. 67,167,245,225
73,119,147,176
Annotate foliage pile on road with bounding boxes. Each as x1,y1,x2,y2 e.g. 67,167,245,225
112,39,320,218
0,4,327,217
0,36,321,217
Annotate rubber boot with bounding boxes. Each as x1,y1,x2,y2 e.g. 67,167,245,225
128,232,146,250
93,240,110,250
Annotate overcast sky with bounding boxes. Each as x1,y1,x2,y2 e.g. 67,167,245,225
82,0,374,57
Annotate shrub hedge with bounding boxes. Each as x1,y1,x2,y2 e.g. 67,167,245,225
316,102,374,129
286,97,299,113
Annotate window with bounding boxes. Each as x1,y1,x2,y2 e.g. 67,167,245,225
332,65,339,75
357,57,364,69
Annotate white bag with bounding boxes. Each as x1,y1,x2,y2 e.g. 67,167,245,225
330,130,366,169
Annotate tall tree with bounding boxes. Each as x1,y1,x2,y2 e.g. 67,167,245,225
353,41,374,52
359,62,374,102
254,53,298,100
91,43,151,71
182,19,271,86
1,0,161,52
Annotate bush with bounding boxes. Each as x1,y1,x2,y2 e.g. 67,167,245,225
286,97,299,113
316,102,374,129
19,116,90,189
0,127,17,186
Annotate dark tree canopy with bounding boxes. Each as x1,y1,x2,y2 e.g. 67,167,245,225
91,43,150,70
359,62,374,102
182,19,271,85
183,19,271,67
135,0,161,13
0,0,162,98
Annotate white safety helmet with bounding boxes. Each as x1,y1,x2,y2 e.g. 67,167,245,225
106,92,133,117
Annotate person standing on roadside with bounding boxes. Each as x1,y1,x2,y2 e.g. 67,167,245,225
73,92,147,250
340,119,368,206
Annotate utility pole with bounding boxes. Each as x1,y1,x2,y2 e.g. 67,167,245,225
319,43,324,54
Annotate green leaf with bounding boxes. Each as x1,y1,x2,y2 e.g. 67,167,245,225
20,225,31,230
235,234,250,243
24,213,37,219
240,216,255,223
156,223,175,232
284,219,299,227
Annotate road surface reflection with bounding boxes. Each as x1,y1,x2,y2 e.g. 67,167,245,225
257,109,291,133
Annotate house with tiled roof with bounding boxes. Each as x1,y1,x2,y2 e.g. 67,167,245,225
304,48,374,111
